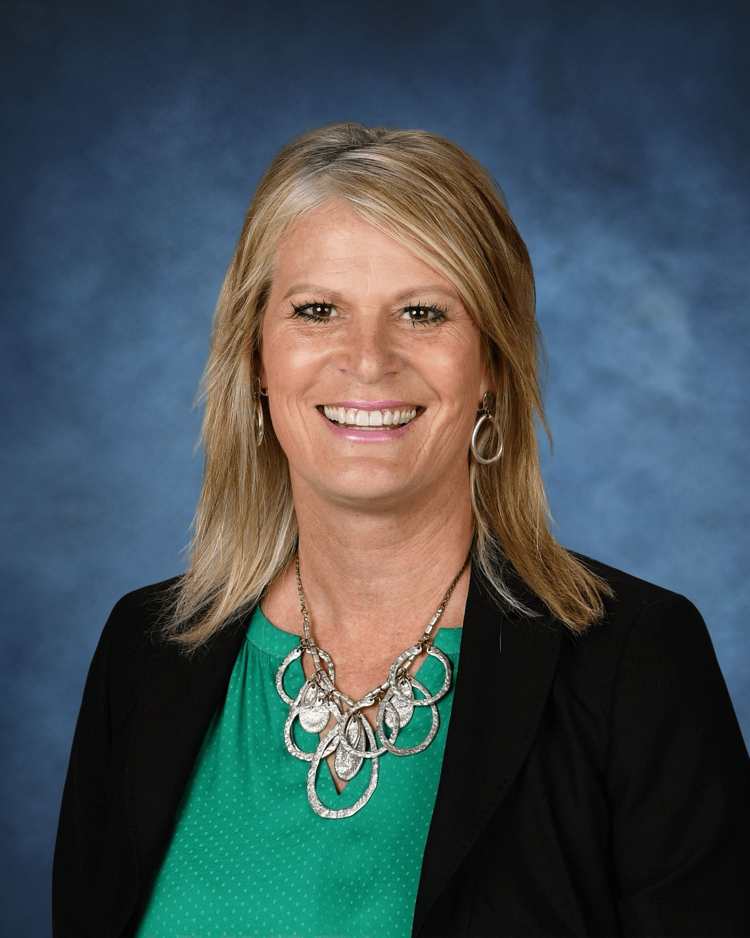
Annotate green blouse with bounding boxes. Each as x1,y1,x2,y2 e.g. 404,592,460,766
136,606,461,938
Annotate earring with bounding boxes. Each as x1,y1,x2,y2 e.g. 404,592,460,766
254,397,265,446
254,380,267,446
471,392,503,464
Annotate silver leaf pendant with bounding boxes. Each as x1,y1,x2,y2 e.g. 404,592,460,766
386,673,415,730
334,713,365,781
383,699,400,734
298,680,330,734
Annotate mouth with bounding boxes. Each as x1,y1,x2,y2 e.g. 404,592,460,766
319,404,420,430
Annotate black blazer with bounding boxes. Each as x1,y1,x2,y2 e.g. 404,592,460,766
53,557,750,937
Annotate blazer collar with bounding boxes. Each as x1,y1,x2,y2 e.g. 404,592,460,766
413,567,562,932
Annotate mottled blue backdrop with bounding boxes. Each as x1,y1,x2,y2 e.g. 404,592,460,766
2,0,748,933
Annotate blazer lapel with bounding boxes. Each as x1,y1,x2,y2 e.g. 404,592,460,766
413,569,562,932
121,610,253,932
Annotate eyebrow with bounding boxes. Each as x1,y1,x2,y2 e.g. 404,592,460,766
282,283,462,302
283,284,344,301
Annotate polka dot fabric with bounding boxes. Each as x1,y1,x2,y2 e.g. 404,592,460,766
136,607,461,938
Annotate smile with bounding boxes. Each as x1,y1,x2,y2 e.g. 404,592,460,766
320,405,419,429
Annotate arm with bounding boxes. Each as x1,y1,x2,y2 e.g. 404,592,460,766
608,593,750,936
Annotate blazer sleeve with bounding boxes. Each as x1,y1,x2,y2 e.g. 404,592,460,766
607,593,750,936
52,600,119,937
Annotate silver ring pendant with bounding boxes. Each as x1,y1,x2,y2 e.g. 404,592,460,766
376,677,441,756
276,645,336,706
279,646,340,762
307,724,380,819
283,678,343,762
275,646,304,705
388,646,452,707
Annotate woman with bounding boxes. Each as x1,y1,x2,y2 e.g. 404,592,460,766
53,123,750,937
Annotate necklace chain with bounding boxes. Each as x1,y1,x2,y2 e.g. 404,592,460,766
275,552,470,818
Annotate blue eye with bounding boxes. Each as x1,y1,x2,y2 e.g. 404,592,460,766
402,304,447,326
292,302,336,322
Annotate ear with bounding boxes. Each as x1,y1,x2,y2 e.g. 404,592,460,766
249,341,266,388
478,363,492,409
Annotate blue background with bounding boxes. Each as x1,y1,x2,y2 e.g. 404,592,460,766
2,1,748,933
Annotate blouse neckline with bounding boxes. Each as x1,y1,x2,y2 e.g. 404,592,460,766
248,603,463,659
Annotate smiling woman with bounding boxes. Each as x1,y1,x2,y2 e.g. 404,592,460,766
259,201,489,513
53,124,750,938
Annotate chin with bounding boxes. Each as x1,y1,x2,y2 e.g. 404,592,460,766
322,479,415,507
298,463,417,506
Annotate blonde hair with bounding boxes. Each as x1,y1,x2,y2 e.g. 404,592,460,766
167,122,611,647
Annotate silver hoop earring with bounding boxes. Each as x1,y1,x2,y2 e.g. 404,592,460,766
254,395,265,446
253,377,268,446
471,392,503,464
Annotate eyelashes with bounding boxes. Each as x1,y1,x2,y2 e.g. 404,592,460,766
291,302,335,322
290,301,447,326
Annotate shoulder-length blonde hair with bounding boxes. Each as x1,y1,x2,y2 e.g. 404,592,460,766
167,122,610,647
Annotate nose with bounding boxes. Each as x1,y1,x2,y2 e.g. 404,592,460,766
337,315,401,384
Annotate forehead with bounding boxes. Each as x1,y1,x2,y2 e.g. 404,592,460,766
271,200,458,298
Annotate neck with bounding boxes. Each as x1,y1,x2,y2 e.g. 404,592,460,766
268,468,475,650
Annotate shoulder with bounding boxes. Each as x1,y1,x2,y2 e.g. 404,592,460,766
575,552,690,606
550,554,718,725
104,576,182,641
108,575,182,623
90,576,183,693
97,575,252,690
572,552,705,644
576,556,726,713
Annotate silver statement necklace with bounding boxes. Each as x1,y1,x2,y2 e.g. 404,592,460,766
274,555,469,819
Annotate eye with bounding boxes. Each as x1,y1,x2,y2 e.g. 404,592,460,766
401,303,447,326
291,302,337,322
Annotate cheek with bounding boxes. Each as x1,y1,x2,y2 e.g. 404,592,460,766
266,394,315,462
427,340,485,410
262,328,318,390
268,311,339,366
261,336,323,450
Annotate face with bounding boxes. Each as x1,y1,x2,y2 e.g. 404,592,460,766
260,200,490,510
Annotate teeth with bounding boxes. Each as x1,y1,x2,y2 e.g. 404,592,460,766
322,406,418,428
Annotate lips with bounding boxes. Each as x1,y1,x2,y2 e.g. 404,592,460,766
320,405,419,429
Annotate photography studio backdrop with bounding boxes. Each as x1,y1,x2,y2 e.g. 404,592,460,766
1,1,748,933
